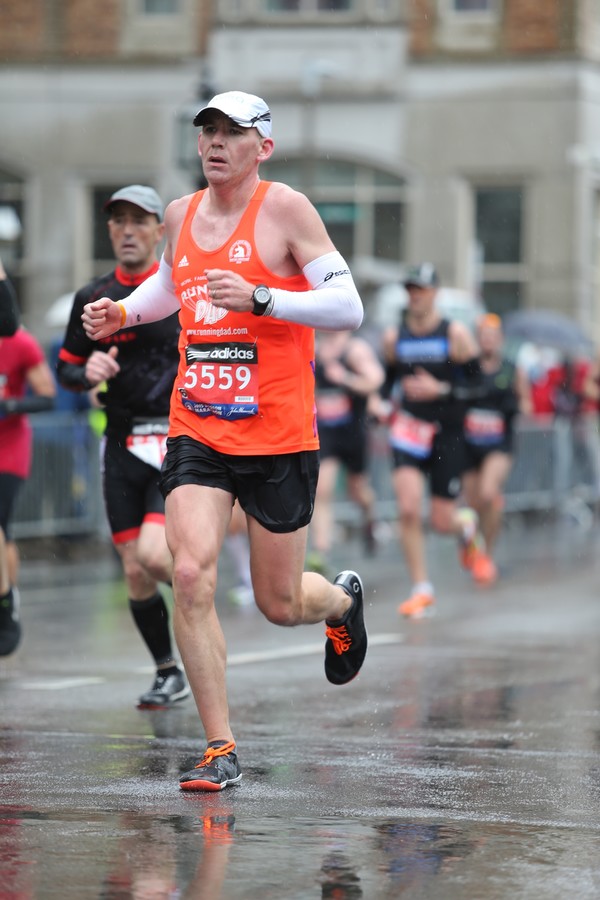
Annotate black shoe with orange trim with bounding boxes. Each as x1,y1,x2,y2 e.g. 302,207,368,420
179,740,242,792
324,571,368,686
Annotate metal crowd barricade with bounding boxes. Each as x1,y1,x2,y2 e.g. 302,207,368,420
11,410,600,540
504,413,600,515
333,413,600,528
12,411,104,539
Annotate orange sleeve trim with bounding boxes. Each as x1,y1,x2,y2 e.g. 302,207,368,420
116,302,127,328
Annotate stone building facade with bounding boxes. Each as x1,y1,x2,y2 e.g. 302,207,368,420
2,0,600,342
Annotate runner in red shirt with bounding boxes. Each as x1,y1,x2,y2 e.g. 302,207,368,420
0,298,56,656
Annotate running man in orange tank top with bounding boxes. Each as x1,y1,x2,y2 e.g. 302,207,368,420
81,90,369,792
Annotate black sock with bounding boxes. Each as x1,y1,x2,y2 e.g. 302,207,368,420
129,592,174,667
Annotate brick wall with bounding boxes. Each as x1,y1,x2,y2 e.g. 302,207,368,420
0,0,209,61
503,0,575,54
410,0,436,56
409,0,578,59
63,0,120,59
0,0,45,59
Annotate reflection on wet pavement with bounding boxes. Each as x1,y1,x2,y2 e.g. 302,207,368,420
2,809,600,898
0,519,599,897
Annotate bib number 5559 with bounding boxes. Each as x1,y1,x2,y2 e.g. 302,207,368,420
184,363,252,393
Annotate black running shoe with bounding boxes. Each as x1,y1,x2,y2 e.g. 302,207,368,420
324,571,367,685
137,668,190,709
0,587,21,657
179,740,242,792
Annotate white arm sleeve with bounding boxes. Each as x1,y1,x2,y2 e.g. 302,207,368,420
269,251,363,331
119,256,180,328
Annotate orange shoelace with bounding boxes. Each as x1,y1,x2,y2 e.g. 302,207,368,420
194,740,236,769
325,624,351,655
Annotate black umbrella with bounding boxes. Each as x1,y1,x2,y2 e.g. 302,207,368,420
503,309,593,356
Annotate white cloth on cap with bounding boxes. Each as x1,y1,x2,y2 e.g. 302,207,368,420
193,91,272,138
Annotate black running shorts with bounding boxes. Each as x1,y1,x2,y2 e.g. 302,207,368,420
318,421,368,474
102,437,165,542
160,435,320,534
391,425,466,500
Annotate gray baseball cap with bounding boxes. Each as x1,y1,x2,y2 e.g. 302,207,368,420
104,185,164,221
403,262,439,289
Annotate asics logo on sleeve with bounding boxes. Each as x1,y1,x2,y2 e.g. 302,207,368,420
324,269,351,281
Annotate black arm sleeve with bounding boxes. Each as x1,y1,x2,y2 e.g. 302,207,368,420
450,357,486,401
0,278,19,337
380,363,398,401
56,357,94,392
0,395,55,415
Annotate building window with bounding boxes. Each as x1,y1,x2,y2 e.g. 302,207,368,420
142,0,179,13
263,0,355,13
451,0,494,11
261,158,406,277
475,185,525,315
92,185,124,264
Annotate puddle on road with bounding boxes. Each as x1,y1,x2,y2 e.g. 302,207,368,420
1,808,599,899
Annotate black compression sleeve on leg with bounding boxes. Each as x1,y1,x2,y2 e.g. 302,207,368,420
129,592,174,667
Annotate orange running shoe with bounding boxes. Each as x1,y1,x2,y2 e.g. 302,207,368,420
456,508,484,571
398,591,435,619
471,552,498,586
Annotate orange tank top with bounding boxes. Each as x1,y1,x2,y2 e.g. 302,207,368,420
169,180,319,455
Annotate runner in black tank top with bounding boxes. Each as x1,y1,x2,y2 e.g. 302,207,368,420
461,314,532,586
375,262,486,619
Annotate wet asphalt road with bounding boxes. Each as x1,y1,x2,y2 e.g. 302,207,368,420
1,513,600,899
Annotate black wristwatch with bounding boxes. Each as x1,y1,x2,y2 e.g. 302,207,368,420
251,284,273,316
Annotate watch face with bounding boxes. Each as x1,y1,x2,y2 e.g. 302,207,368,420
254,286,270,304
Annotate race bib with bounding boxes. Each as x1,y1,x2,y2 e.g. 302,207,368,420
316,390,353,426
126,421,169,470
465,408,505,446
178,341,259,420
390,410,438,459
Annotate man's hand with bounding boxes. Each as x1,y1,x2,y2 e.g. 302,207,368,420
205,268,254,313
323,359,350,386
401,367,445,402
85,347,120,386
82,297,122,341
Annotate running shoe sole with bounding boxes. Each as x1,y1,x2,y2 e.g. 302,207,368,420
180,772,243,792
137,682,191,710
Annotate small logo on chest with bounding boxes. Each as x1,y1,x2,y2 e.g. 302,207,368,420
229,240,252,264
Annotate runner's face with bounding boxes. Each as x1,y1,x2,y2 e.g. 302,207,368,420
478,324,502,355
406,284,437,318
198,114,266,183
107,202,164,272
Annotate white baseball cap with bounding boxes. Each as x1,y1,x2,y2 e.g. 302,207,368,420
193,91,272,137
104,185,164,221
